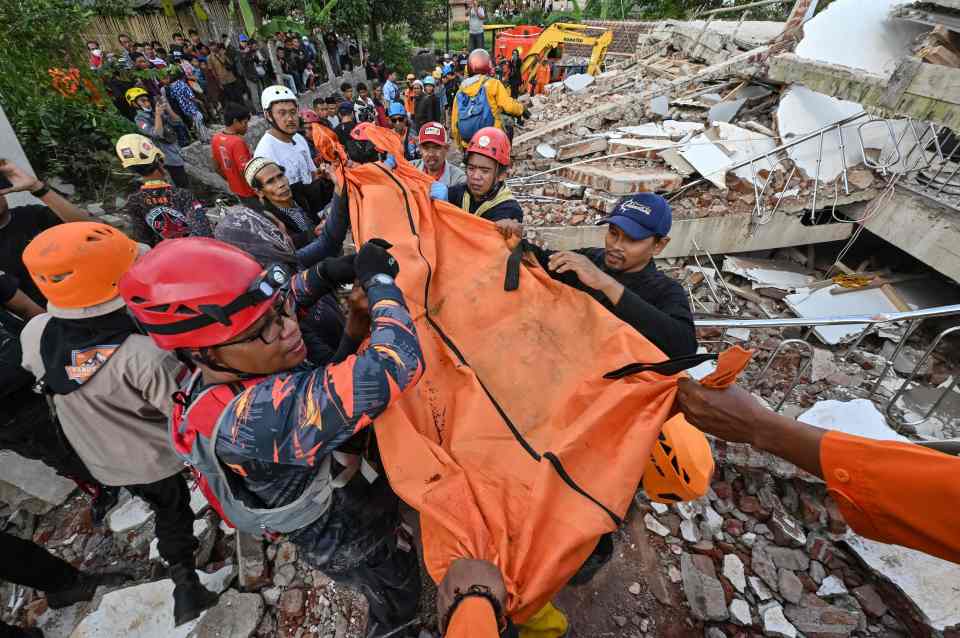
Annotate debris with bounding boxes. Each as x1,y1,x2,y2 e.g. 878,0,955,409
765,546,810,573
722,256,815,292
71,565,235,638
816,575,848,597
844,534,960,630
188,589,264,638
708,97,746,123
563,73,595,93
749,576,774,602
783,595,859,637
677,132,732,189
680,553,729,622
751,545,780,593
617,121,705,140
556,136,608,160
852,584,889,618
107,497,154,533
798,399,910,443
0,452,76,513
778,569,804,605
730,598,752,626
760,602,797,638
236,533,269,590
722,554,746,593
680,519,700,543
644,513,671,537
784,285,902,345
536,143,557,159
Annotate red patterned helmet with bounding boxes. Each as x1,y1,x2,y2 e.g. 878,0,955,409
466,127,511,167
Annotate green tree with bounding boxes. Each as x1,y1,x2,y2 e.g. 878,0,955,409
0,0,132,191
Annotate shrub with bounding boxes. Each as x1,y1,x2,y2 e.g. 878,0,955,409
0,0,132,193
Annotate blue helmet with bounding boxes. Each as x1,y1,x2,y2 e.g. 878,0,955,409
387,102,407,118
442,63,455,76
423,75,436,86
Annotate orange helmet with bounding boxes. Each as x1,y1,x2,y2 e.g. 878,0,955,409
467,48,493,76
466,127,511,167
23,222,139,318
642,414,714,504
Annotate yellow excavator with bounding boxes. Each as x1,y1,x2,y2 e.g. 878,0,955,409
486,22,613,94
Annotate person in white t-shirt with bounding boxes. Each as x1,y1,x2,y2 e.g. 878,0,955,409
255,85,332,212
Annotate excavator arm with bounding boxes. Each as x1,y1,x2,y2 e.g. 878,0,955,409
518,23,613,92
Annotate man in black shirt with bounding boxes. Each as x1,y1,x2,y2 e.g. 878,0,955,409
0,159,92,305
498,193,696,358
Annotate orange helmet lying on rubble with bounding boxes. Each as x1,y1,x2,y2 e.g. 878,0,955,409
644,414,714,503
466,127,511,167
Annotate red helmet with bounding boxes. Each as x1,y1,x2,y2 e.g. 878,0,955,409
299,108,321,124
467,48,493,76
118,238,284,350
466,127,511,167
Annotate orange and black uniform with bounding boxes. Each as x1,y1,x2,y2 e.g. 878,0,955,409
200,269,425,630
121,180,213,246
821,431,960,564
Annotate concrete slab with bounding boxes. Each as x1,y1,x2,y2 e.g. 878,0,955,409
844,535,960,631
558,165,683,194
526,212,853,257
607,138,674,159
0,451,76,512
71,565,236,638
862,190,960,284
556,136,608,160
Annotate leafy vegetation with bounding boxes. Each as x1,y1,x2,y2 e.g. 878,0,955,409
0,0,132,193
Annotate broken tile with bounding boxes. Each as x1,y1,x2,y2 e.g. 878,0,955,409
816,575,849,597
559,165,683,195
723,554,746,593
644,513,671,537
678,133,732,189
681,553,729,622
556,136,608,160
760,602,797,638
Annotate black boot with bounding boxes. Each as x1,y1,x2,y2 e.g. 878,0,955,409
46,569,135,609
0,625,44,638
170,564,219,626
90,486,121,527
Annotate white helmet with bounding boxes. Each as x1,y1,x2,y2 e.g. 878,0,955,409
261,85,297,111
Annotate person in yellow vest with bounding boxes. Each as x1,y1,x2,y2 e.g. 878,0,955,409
430,127,521,224
450,49,529,150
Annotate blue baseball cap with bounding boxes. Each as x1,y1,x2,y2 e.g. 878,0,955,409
337,101,354,114
387,102,407,118
600,193,672,240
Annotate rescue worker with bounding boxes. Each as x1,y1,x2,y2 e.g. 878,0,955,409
432,126,522,223
388,102,421,161
118,237,426,637
495,193,696,358
676,378,960,565
115,134,212,246
116,133,213,246
19,223,219,626
335,101,381,164
411,122,465,187
451,49,528,150
255,85,331,213
127,86,190,188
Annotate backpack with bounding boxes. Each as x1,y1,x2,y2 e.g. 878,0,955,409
170,370,370,536
456,78,494,144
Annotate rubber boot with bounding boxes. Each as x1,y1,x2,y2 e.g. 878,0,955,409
46,569,134,609
170,564,219,626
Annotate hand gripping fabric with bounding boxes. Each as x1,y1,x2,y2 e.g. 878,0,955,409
342,125,752,624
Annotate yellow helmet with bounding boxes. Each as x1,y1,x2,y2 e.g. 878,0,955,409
643,414,714,504
115,134,165,169
125,87,149,106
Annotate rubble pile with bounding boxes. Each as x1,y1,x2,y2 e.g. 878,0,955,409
509,39,884,230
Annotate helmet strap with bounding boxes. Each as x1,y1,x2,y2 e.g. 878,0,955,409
194,347,265,380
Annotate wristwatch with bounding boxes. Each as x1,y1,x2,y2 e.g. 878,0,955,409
364,273,394,289
29,181,50,198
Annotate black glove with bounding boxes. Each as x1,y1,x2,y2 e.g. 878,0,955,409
356,238,399,286
521,106,531,120
315,253,356,286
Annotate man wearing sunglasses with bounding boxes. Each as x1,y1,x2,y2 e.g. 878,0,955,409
388,102,421,161
120,236,425,637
